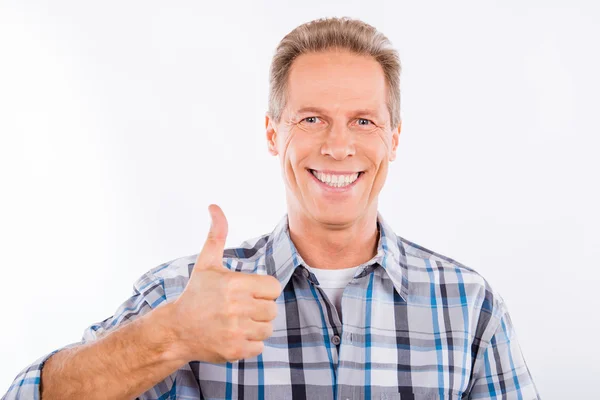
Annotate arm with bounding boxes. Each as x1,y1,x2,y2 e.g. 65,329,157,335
40,301,185,400
2,269,189,400
2,300,187,400
3,204,280,399
468,305,541,399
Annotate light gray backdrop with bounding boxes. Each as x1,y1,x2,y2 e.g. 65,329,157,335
1,1,598,398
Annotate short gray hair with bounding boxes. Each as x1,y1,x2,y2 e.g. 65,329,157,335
268,17,402,129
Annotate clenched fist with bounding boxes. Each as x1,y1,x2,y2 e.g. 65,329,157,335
169,204,282,364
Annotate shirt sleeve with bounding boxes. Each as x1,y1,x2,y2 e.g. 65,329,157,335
468,303,541,399
2,271,164,400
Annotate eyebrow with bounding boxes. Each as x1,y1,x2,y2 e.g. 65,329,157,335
294,106,382,119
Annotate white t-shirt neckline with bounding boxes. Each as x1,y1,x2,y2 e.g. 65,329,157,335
303,264,364,320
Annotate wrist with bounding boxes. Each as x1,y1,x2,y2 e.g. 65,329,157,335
145,301,189,365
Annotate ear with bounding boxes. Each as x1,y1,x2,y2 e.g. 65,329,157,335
389,121,401,161
265,113,279,156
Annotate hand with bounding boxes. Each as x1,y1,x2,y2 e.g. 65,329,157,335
169,204,282,364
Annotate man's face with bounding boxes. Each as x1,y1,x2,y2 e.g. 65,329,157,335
266,49,400,227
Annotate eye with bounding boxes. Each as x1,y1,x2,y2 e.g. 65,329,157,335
357,118,373,126
302,116,321,124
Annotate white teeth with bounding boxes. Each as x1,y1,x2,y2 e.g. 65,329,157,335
311,170,360,187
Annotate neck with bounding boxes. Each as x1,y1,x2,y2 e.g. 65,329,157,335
287,203,379,270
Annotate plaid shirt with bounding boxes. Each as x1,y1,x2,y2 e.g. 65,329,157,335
4,212,540,400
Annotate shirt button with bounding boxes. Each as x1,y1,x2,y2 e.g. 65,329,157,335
331,335,341,345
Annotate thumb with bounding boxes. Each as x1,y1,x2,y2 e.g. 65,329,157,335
195,204,229,271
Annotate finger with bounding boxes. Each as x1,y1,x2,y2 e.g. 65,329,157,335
249,275,283,300
244,321,274,342
195,204,229,271
248,298,278,322
227,340,264,362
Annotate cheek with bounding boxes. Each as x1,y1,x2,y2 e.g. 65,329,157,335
277,132,294,167
361,138,389,171
280,134,309,187
283,133,313,169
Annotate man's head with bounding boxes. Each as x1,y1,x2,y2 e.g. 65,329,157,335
265,17,401,228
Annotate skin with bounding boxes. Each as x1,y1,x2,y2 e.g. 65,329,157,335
265,48,402,270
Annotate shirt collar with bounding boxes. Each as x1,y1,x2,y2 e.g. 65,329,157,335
265,211,409,302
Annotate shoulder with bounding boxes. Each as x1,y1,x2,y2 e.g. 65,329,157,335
397,234,507,321
132,233,272,308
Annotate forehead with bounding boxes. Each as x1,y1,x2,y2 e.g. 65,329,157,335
286,49,388,117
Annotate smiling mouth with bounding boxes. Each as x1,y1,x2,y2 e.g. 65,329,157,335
307,168,364,188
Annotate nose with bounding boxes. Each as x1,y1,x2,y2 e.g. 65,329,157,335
320,124,356,160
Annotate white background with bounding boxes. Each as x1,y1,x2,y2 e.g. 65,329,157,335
1,0,598,398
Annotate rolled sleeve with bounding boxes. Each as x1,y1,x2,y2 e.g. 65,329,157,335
2,342,81,400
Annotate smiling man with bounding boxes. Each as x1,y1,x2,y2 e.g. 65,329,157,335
5,17,539,400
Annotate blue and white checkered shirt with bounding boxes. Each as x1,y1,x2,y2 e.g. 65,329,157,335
3,212,540,399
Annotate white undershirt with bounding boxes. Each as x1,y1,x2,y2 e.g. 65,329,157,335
304,264,363,319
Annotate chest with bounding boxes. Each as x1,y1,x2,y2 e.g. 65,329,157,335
195,273,473,399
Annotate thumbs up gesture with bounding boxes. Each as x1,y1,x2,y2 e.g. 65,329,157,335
170,204,282,364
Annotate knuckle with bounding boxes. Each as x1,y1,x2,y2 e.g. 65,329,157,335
269,303,278,319
256,276,279,294
269,278,282,295
239,343,254,359
264,323,274,338
241,342,263,360
225,346,243,361
253,341,265,356
268,275,281,286
232,348,244,360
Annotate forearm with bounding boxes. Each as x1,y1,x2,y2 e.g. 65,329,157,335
40,302,186,400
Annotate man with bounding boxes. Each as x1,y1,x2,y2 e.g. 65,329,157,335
4,17,539,400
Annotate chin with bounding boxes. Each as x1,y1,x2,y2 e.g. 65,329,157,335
311,205,360,226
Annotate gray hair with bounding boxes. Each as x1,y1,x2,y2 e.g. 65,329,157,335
268,17,402,130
